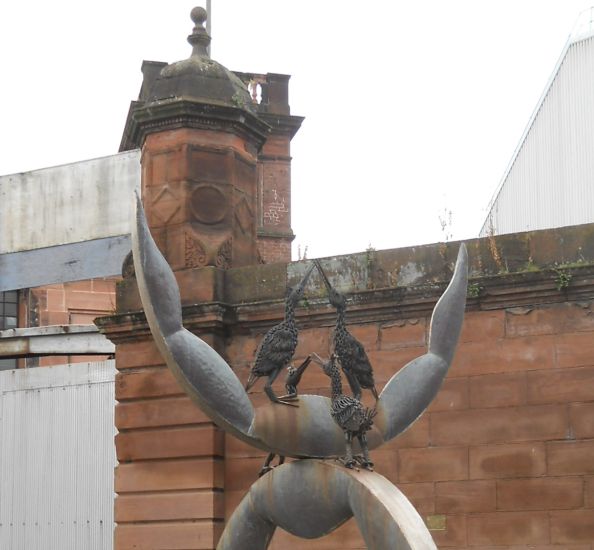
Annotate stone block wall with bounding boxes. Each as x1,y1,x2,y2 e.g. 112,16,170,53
27,277,117,366
99,222,594,549
112,338,224,549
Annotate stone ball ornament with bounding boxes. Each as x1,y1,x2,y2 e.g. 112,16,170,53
131,193,468,549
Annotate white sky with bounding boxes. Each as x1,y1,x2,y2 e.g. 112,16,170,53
1,1,593,260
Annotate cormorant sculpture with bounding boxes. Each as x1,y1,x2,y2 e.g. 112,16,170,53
245,263,316,406
282,355,312,399
312,353,376,469
314,260,379,401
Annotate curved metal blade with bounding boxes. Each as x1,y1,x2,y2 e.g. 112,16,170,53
374,244,468,442
131,192,257,443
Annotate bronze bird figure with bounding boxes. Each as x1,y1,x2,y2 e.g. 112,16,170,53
312,353,376,469
245,263,316,406
282,355,312,399
314,260,379,402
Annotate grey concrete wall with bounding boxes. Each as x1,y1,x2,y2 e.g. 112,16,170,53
0,150,140,254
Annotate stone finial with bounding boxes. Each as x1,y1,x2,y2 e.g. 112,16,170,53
188,6,211,58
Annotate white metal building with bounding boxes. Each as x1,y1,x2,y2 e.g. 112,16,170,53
481,13,594,237
0,361,116,549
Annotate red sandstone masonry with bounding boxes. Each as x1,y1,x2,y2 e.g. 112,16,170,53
505,302,594,337
550,510,594,543
556,332,594,368
116,425,224,461
466,511,550,545
114,522,222,550
430,404,569,446
380,319,426,350
115,459,224,493
527,366,594,404
586,477,594,507
435,480,497,514
469,442,547,479
428,377,469,412
468,371,528,408
547,440,594,475
460,310,505,342
497,477,584,511
398,446,468,483
451,335,556,377
115,491,224,522
570,402,594,438
115,368,185,400
116,396,209,429
116,339,165,369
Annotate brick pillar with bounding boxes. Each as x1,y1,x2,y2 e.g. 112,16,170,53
109,120,265,548
112,335,225,549
103,9,271,546
254,73,303,264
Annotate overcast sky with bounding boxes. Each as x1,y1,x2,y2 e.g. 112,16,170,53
1,1,593,260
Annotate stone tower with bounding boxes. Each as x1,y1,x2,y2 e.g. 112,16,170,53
108,9,303,548
120,7,303,266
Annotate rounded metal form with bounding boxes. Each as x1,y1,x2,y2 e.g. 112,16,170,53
217,460,437,550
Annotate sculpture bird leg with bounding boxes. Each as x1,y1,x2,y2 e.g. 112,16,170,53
258,453,276,477
354,433,374,471
265,368,299,407
258,452,287,477
339,432,357,469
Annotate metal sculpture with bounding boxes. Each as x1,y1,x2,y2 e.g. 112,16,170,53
245,267,315,406
314,259,379,401
282,355,312,399
217,460,436,550
312,353,376,470
131,192,468,549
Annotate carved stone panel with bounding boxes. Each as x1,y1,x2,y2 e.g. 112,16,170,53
190,184,228,225
184,231,208,268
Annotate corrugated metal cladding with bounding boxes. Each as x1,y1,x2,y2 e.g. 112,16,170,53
0,361,116,550
481,33,594,237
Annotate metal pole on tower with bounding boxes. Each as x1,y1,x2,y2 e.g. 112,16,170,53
206,0,212,57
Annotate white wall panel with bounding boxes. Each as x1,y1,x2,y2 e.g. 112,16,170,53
0,361,116,549
0,151,140,254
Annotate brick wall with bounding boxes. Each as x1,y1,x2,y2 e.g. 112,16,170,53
112,337,224,549
27,278,117,366
100,224,594,549
257,236,292,264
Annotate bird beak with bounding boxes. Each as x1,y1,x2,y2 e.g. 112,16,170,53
314,259,332,293
310,352,325,366
297,262,316,289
